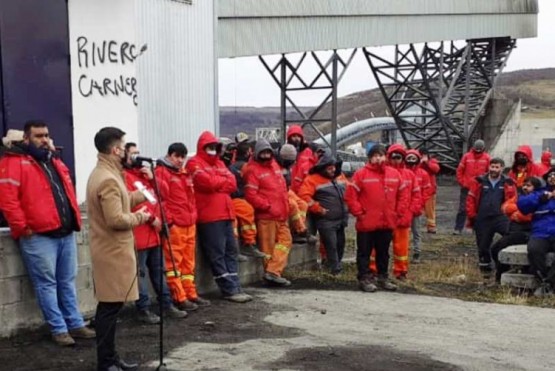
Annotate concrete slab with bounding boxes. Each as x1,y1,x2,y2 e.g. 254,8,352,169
500,273,538,289
159,289,555,371
498,245,529,266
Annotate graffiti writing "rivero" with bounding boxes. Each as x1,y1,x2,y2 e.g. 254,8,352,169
76,36,142,106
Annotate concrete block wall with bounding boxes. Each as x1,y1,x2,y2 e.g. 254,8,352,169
0,223,318,337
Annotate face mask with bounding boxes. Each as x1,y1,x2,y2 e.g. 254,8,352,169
281,159,295,168
206,149,217,156
516,157,528,166
259,155,272,162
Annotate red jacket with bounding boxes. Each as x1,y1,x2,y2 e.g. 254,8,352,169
124,168,160,250
244,159,289,221
0,149,82,239
538,151,552,176
420,157,440,194
466,175,517,222
155,160,197,227
386,145,422,227
185,131,236,223
508,145,544,188
456,149,490,189
405,149,433,206
287,125,315,193
344,162,409,232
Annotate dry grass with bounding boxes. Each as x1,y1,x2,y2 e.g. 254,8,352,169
287,231,555,309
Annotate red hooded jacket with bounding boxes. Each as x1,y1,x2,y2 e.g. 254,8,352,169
387,144,422,227
185,131,236,223
420,156,440,194
344,162,409,232
0,148,82,239
244,139,289,221
508,145,544,188
456,149,490,189
405,149,433,207
155,159,197,227
124,168,161,250
287,125,314,193
537,150,552,178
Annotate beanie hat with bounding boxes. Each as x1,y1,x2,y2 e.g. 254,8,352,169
367,144,386,158
279,144,297,161
473,139,485,151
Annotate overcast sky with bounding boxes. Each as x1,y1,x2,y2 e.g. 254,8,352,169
218,0,555,108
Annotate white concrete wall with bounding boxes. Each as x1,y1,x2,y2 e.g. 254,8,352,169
490,100,522,165
135,0,217,159
68,0,139,202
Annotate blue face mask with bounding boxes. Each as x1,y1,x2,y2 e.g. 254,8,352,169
27,142,51,162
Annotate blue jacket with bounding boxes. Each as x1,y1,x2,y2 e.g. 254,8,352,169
517,188,555,238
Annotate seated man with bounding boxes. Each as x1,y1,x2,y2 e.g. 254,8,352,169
517,167,555,296
492,177,540,283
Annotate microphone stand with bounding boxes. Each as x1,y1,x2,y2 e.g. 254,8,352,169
148,161,179,371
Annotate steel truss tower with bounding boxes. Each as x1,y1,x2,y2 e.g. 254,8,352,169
364,37,516,170
259,50,357,155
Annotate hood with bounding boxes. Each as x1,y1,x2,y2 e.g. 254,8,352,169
196,131,222,164
156,156,180,172
541,151,552,165
310,149,336,174
405,149,422,160
514,145,534,162
1,142,28,157
386,143,407,157
286,125,304,142
254,138,273,159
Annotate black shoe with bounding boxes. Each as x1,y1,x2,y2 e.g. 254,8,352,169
136,309,160,325
292,234,307,244
412,253,421,264
116,359,139,371
165,305,188,319
359,278,377,293
191,296,211,307
177,300,199,312
241,244,267,258
377,277,398,291
237,253,249,262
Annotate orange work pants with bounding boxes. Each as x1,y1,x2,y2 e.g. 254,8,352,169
425,194,437,230
163,225,198,303
369,227,410,277
257,219,293,276
288,190,307,234
232,198,257,245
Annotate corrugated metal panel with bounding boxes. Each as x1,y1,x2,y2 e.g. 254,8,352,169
217,0,538,58
136,0,216,158
219,0,539,18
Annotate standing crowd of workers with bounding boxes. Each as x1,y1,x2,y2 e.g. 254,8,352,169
1,121,555,370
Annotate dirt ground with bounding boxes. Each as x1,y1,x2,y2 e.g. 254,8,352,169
1,183,553,370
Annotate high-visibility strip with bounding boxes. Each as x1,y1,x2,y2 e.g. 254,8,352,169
257,173,270,179
245,184,259,190
535,210,550,215
192,169,206,177
385,178,400,183
394,255,409,261
275,244,290,253
181,274,194,281
369,256,376,261
413,187,421,193
21,160,32,165
349,183,361,192
241,225,257,231
291,213,301,222
299,211,307,217
294,177,304,182
166,270,181,278
214,272,239,280
362,179,379,183
0,178,21,186
307,200,316,207
315,183,334,191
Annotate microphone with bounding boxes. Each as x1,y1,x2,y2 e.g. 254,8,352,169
134,181,157,204
131,154,156,163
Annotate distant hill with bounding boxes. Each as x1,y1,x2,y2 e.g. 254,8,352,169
219,68,555,139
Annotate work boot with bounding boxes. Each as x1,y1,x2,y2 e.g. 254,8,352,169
292,233,307,244
308,235,319,245
116,358,139,371
427,228,437,234
263,272,292,287
377,277,398,291
137,309,160,324
177,300,199,312
191,296,211,307
396,273,407,281
452,229,462,236
237,253,249,262
52,332,75,346
224,293,253,303
358,277,377,293
534,283,554,298
164,305,188,319
412,253,421,264
241,244,267,258
69,326,96,339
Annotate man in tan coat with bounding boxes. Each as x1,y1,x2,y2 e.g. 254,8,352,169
87,127,151,371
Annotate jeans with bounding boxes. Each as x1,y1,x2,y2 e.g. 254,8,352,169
95,301,124,370
136,247,173,311
318,224,345,273
197,220,241,296
356,230,393,280
454,187,469,231
411,216,422,254
19,233,85,335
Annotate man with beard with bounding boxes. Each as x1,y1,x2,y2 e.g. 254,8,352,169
0,121,94,346
466,158,517,276
123,143,188,323
298,149,348,275
244,139,292,287
345,144,409,292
